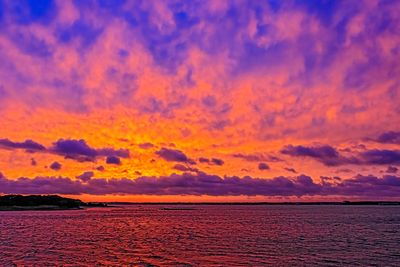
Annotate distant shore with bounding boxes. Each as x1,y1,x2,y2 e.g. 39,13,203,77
0,195,107,211
108,201,400,206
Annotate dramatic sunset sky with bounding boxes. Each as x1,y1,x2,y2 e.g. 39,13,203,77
0,0,399,201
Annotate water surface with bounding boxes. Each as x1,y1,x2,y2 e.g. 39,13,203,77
1,205,399,266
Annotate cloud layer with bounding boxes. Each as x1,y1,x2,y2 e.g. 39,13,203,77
0,137,129,163
282,144,400,166
0,139,45,151
0,172,399,198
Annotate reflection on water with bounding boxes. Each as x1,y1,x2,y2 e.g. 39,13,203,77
1,205,400,266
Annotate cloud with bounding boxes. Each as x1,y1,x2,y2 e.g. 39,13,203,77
198,157,210,163
0,138,130,164
284,167,297,173
76,171,94,182
375,131,400,144
97,148,130,158
0,138,45,151
172,164,199,173
49,161,61,170
106,156,121,165
96,166,105,171
138,142,155,149
0,176,83,195
0,172,399,197
281,144,351,166
360,149,400,165
282,144,400,166
52,139,129,161
258,162,270,170
281,144,339,159
52,139,97,158
202,95,217,107
232,153,282,162
211,158,224,166
156,147,192,163
198,157,224,166
386,166,398,174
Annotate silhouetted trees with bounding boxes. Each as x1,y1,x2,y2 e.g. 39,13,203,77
0,195,84,208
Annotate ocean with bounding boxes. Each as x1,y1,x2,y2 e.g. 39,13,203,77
1,205,399,266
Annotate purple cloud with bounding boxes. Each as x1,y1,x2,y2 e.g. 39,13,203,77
284,167,297,173
76,171,94,182
0,172,399,198
50,161,62,171
281,144,358,166
156,148,191,163
202,95,217,107
199,157,210,163
282,145,339,159
198,157,224,166
52,139,129,161
360,149,400,165
96,166,105,171
232,153,281,162
0,138,45,151
0,138,130,163
375,131,400,144
282,144,400,166
52,139,97,158
258,163,270,170
211,158,224,166
138,142,155,149
173,164,199,173
106,156,121,165
0,176,83,195
386,166,398,174
98,148,129,158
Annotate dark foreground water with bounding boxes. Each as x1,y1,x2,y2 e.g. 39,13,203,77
0,205,399,266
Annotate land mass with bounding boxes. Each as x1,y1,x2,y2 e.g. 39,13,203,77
0,195,107,211
109,201,400,206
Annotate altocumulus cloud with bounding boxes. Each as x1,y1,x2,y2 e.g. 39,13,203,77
0,138,130,162
374,131,400,144
0,138,45,151
258,163,270,170
198,157,225,166
282,144,400,166
49,161,62,171
76,171,94,182
0,172,399,197
281,144,351,166
52,139,129,161
156,147,195,164
106,156,121,165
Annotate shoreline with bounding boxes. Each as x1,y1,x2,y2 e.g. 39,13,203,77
108,201,400,206
0,205,84,211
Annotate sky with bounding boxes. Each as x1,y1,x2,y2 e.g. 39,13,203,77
0,0,399,202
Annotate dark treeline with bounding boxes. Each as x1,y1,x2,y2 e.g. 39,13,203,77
109,201,400,206
0,195,84,208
